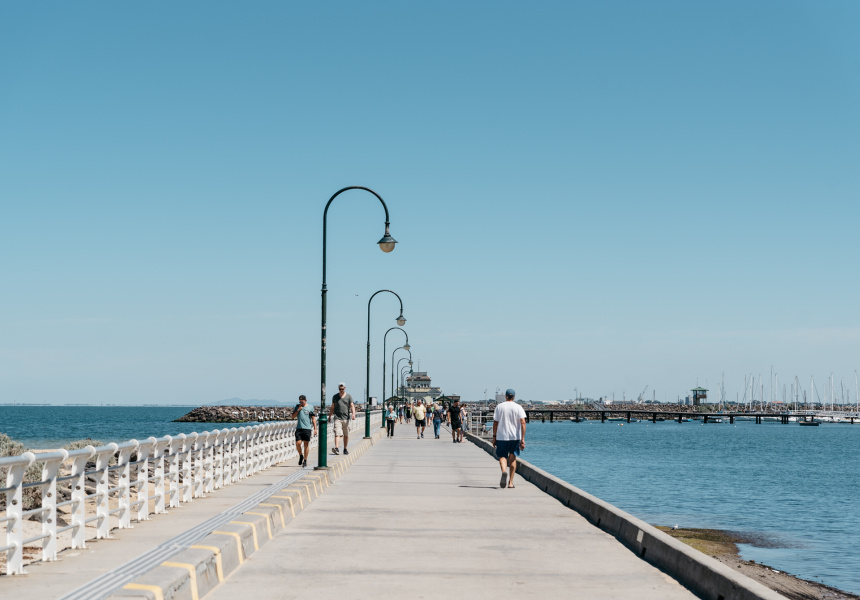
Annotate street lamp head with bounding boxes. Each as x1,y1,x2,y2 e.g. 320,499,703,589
403,343,410,351
377,223,397,253
396,314,406,326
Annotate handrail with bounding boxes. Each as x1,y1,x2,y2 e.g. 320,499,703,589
0,414,380,576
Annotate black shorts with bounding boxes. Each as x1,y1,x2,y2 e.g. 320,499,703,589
296,428,312,442
451,420,462,430
415,418,426,427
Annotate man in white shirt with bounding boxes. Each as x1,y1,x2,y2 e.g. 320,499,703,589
492,388,526,489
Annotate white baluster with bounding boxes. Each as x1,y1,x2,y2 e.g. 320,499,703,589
94,443,118,539
1,452,35,575
136,438,156,522
68,446,94,549
115,441,137,529
182,433,195,503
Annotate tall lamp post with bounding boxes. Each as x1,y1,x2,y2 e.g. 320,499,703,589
365,290,406,438
382,328,409,427
400,365,413,400
396,356,412,397
392,346,412,405
319,186,397,470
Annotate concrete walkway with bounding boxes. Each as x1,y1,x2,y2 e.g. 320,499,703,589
208,432,697,600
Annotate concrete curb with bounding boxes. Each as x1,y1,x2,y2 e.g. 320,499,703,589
108,431,385,600
466,433,786,600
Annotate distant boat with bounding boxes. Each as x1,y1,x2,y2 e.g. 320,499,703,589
705,418,724,424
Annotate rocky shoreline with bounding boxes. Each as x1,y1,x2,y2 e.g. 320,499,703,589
656,526,858,600
173,405,297,423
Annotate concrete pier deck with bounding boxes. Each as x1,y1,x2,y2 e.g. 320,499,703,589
205,432,696,600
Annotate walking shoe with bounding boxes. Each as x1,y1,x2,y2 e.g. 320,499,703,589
421,433,424,438
417,434,420,439
343,448,349,455
298,455,304,466
332,447,339,455
500,472,508,489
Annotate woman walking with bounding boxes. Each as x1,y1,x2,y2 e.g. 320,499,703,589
386,404,398,438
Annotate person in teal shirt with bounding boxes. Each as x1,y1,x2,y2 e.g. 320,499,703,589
292,395,317,466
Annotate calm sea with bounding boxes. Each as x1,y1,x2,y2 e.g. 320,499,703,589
0,405,255,448
1,407,857,594
525,419,860,596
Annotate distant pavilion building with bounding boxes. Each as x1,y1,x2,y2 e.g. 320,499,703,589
404,371,442,403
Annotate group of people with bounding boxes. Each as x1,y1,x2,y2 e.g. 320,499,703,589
290,382,356,467
384,397,468,442
290,383,528,491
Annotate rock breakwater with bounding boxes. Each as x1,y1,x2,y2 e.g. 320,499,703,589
173,406,296,423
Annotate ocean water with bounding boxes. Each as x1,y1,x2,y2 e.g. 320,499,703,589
1,407,857,594
0,405,251,448
524,419,860,595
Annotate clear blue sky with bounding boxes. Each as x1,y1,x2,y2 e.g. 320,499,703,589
2,1,859,406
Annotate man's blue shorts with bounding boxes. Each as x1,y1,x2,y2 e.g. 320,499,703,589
495,439,521,458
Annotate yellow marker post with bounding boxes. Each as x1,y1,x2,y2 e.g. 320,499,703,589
190,545,225,582
230,521,259,551
161,561,199,600
259,502,286,527
212,530,245,564
123,583,165,600
245,512,273,539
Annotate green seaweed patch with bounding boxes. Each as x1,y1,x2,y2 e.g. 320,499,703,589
656,526,749,558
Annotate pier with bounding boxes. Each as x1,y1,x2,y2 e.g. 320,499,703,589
523,409,860,425
1,422,785,600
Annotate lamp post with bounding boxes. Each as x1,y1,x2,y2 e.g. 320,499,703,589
400,365,413,400
392,345,412,406
319,186,397,469
365,290,406,438
397,356,412,397
382,328,409,427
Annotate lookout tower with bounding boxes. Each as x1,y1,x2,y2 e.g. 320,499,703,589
690,387,708,406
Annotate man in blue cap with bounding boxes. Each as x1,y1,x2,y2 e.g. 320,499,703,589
492,388,526,488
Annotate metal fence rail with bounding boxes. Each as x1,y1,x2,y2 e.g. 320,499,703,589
0,413,379,576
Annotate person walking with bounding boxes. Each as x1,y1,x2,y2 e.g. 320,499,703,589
397,404,404,424
405,402,412,424
458,401,468,442
412,399,427,438
292,395,317,466
329,382,355,455
432,403,444,439
493,389,526,489
448,398,462,443
385,404,397,438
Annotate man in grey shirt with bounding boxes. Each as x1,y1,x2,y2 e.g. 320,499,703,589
329,382,356,455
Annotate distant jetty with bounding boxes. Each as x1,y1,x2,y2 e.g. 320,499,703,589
173,405,296,423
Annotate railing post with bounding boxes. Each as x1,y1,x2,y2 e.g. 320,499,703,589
69,447,94,549
204,431,216,494
182,433,195,503
115,441,137,529
236,427,246,480
94,443,118,539
214,430,226,490
136,437,156,521
168,434,184,508
194,432,208,498
153,437,170,514
223,429,235,486
2,452,35,575
39,449,68,562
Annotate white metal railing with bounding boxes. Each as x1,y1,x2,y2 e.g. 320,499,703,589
468,412,494,439
0,413,380,576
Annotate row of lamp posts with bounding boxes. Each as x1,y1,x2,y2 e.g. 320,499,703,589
317,186,414,470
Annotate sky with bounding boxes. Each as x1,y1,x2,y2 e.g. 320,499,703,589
1,1,859,407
